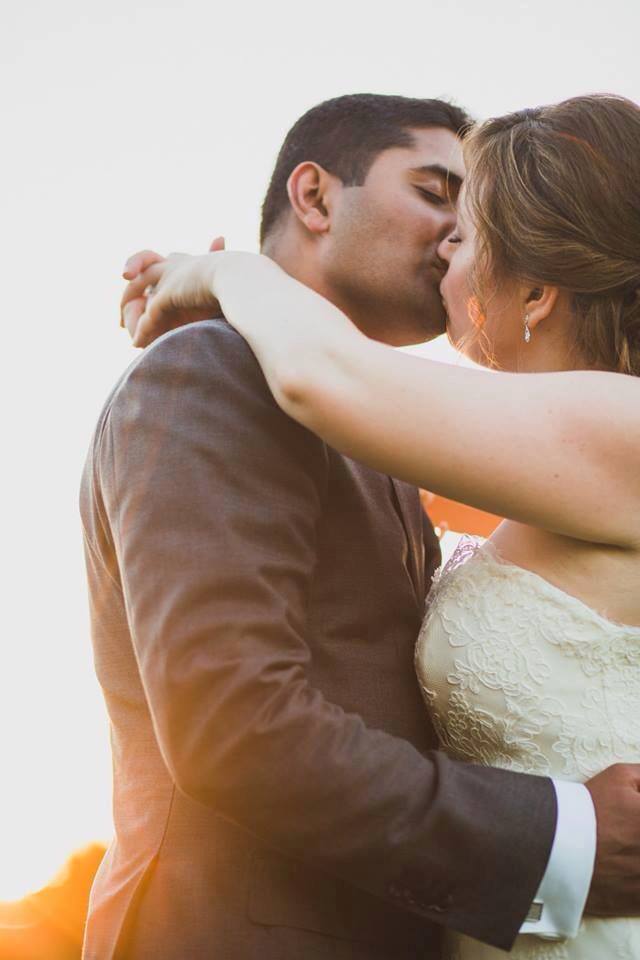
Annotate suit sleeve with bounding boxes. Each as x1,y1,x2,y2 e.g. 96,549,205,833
96,319,557,951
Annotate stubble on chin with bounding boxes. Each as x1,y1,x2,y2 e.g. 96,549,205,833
414,286,448,343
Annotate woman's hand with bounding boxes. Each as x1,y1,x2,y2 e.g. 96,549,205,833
121,237,225,347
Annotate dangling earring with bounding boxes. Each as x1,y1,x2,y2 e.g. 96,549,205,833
523,313,531,344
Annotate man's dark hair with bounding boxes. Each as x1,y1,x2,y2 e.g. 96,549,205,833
260,93,473,246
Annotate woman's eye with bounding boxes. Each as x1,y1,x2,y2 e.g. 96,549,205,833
447,234,462,245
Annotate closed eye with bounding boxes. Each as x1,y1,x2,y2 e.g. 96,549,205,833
416,187,447,206
447,234,462,244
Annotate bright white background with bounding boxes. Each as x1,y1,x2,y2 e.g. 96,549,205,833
2,0,639,900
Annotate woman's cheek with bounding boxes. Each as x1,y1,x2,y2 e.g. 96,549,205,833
447,265,474,340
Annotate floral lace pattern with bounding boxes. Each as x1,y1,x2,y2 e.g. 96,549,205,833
416,537,640,960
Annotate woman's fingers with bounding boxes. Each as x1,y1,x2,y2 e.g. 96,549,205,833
132,314,156,348
122,249,165,281
131,258,188,348
120,252,166,328
123,262,166,343
133,296,171,348
120,274,151,324
132,253,221,348
122,249,224,347
122,297,147,339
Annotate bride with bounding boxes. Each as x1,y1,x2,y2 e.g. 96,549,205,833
122,94,640,958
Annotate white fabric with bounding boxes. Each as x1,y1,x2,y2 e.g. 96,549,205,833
416,536,640,960
521,779,595,937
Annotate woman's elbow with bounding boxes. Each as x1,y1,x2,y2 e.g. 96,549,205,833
270,356,324,427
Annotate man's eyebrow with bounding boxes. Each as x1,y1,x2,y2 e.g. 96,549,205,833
409,164,463,194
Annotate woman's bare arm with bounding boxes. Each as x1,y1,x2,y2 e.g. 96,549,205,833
137,250,640,548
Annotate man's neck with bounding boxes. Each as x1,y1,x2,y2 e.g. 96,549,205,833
261,232,441,347
262,235,345,318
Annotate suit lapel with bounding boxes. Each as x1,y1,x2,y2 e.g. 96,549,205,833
389,477,423,603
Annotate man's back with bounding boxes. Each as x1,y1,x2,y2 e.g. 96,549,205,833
81,320,554,959
81,320,442,958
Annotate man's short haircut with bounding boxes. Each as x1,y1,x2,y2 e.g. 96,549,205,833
260,93,473,246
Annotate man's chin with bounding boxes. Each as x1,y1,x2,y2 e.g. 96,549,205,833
416,302,447,343
353,289,446,346
408,326,444,346
390,309,445,346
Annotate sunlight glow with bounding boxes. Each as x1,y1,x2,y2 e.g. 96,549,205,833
3,0,638,906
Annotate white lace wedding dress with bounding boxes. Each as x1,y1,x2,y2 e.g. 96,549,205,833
415,537,640,960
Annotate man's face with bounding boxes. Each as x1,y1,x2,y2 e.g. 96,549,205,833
321,127,465,346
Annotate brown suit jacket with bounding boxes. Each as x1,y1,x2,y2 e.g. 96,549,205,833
80,320,556,959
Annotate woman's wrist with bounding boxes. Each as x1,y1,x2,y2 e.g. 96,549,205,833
210,251,267,305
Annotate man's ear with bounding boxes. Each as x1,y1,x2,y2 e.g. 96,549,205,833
524,284,560,332
286,162,337,236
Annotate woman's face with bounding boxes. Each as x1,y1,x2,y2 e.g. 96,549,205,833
438,189,525,370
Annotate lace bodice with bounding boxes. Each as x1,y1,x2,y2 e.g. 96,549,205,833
415,537,640,960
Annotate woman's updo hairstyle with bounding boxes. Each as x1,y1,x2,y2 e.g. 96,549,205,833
463,94,640,376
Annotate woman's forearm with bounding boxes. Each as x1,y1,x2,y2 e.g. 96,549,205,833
209,251,640,547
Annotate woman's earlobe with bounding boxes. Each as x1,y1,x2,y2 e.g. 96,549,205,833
525,284,560,329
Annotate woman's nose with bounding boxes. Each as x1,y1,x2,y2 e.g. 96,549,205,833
437,232,455,264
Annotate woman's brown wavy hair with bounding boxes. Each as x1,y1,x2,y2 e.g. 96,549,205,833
463,94,640,375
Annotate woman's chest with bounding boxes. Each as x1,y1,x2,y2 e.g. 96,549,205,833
489,521,640,627
416,540,640,778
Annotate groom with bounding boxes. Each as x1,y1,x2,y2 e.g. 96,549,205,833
82,94,640,959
